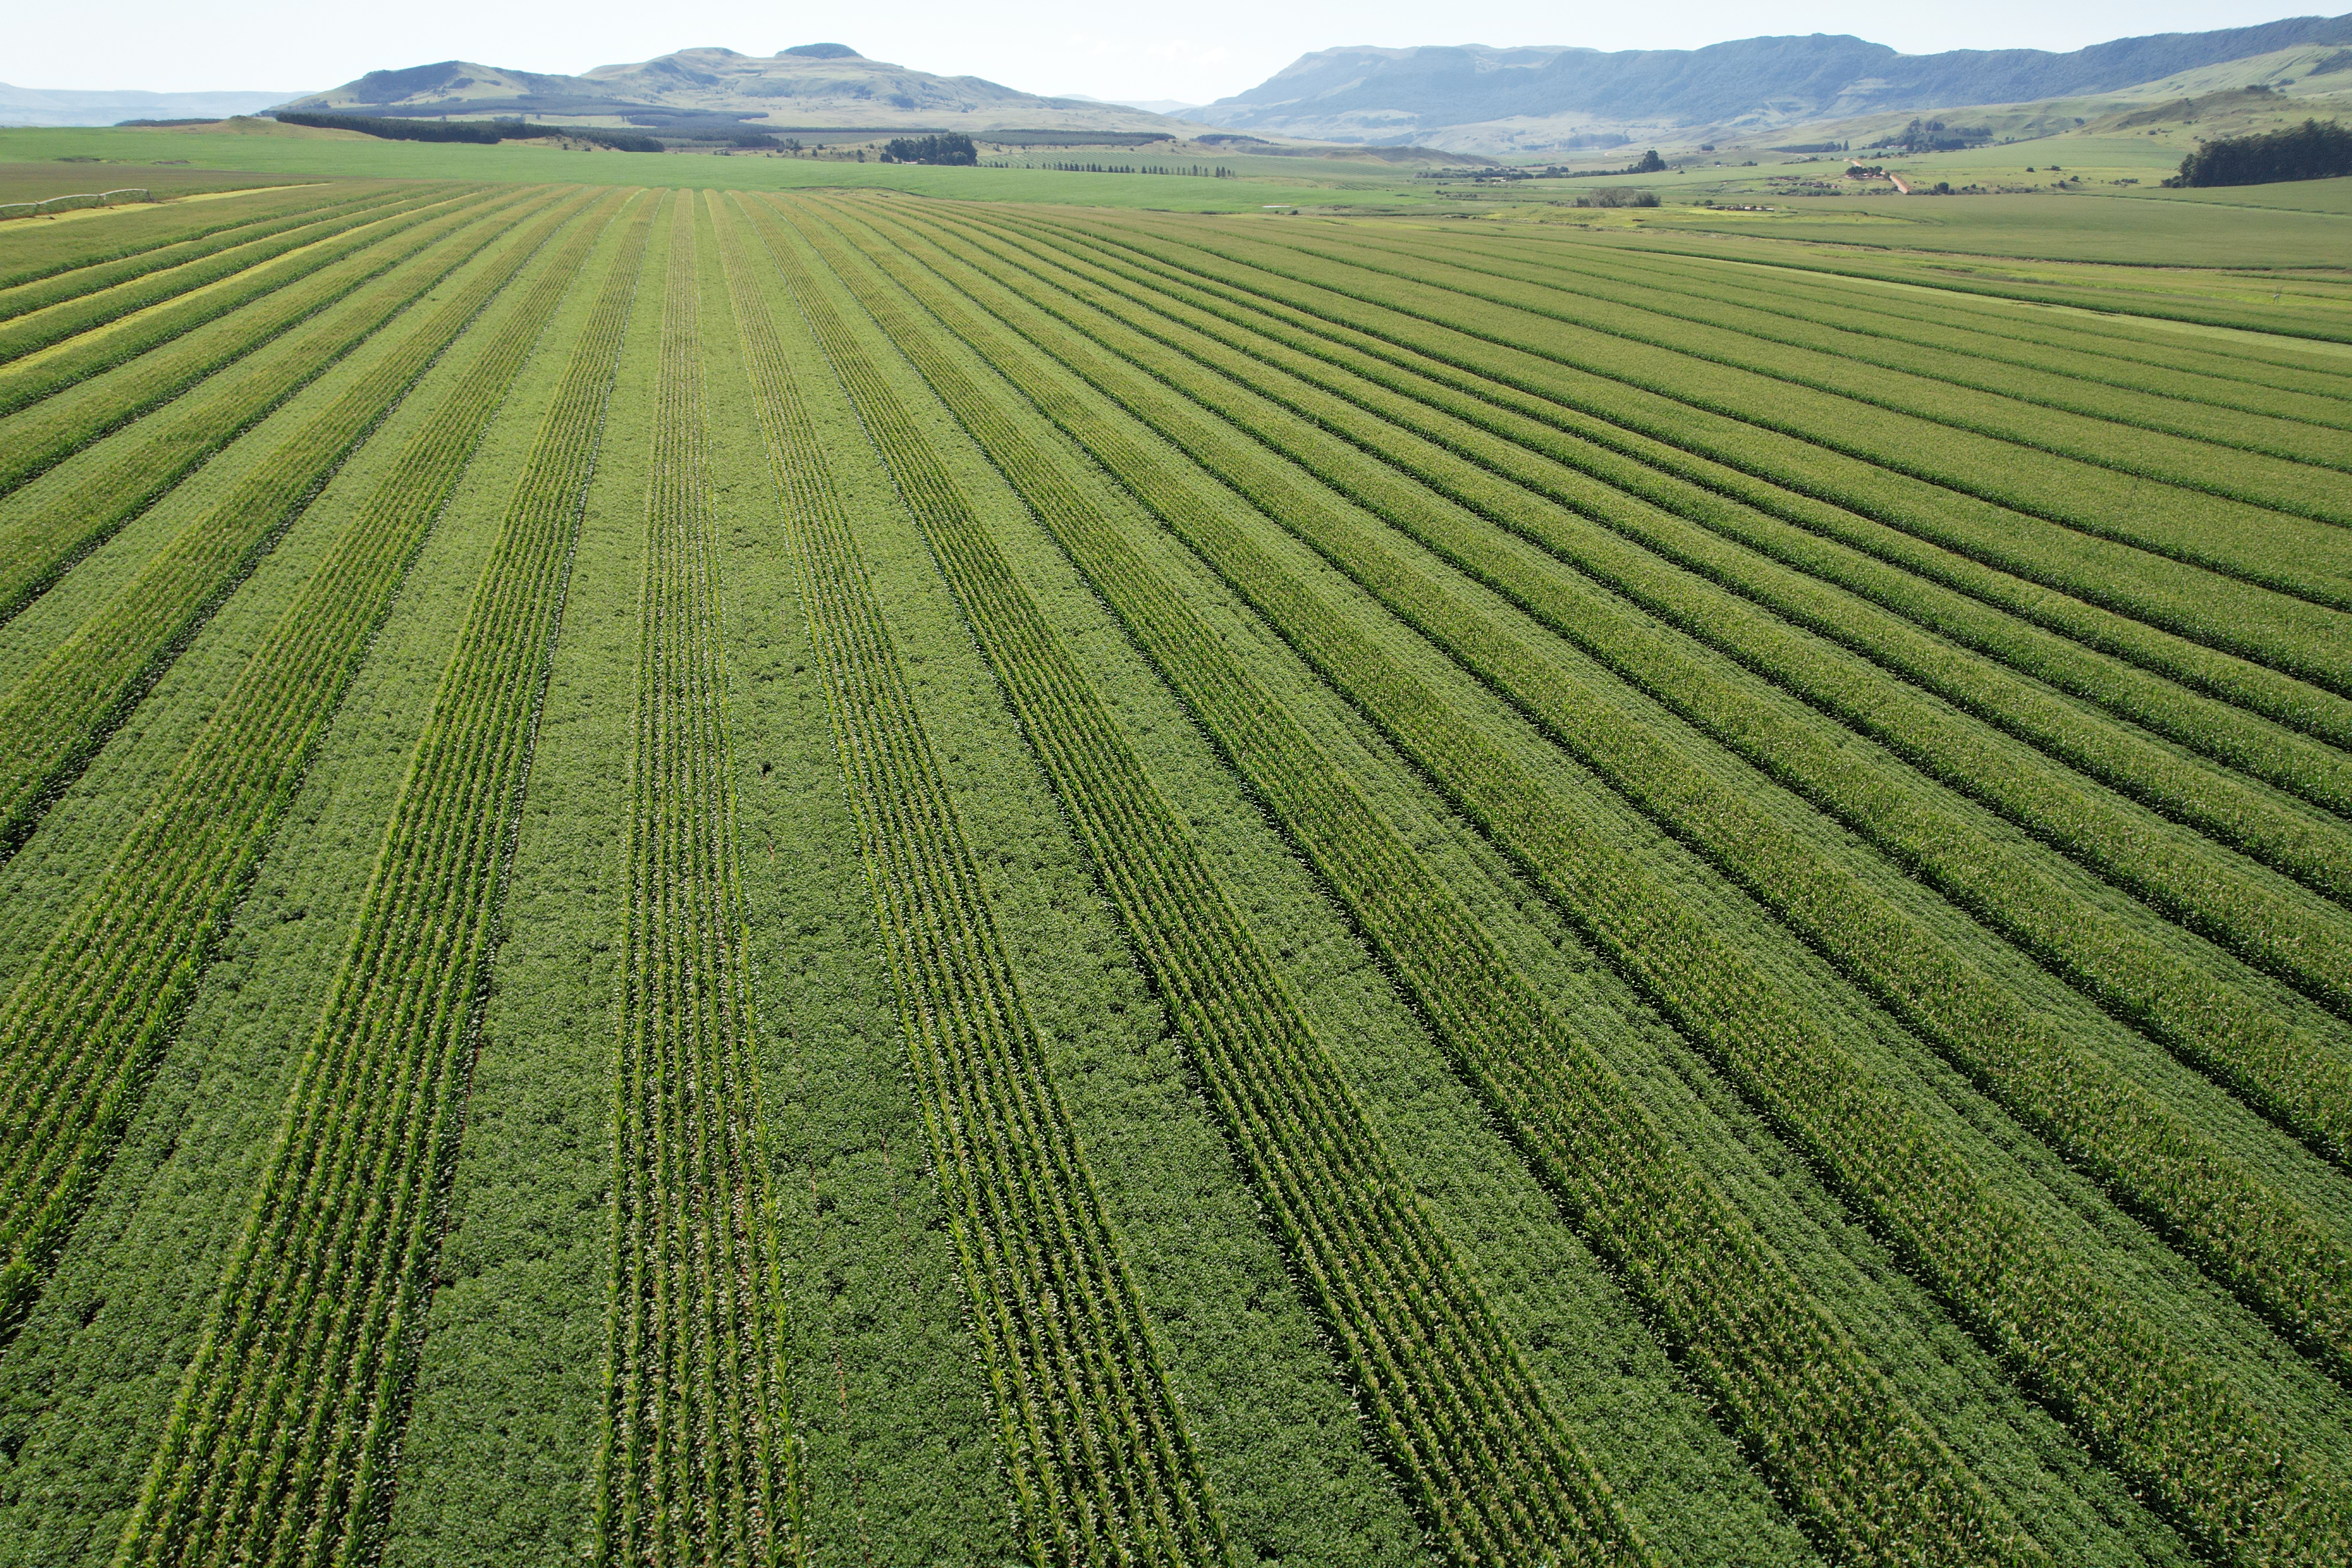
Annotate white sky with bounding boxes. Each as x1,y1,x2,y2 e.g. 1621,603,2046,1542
10,2,2319,104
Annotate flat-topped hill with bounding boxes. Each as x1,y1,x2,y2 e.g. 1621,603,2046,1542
275,45,1190,136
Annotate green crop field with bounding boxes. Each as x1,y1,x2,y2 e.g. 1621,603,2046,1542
0,159,2347,1568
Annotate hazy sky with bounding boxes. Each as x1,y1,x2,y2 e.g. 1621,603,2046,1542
14,2,2317,103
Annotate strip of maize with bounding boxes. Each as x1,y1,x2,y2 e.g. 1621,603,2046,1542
715,191,1224,1567
805,193,2352,1568
0,188,607,1349
111,188,646,1568
0,187,588,858
593,193,806,1568
741,190,1654,1568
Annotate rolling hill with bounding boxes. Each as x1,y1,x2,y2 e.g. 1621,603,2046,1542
1192,13,2352,150
0,83,294,128
272,43,1186,136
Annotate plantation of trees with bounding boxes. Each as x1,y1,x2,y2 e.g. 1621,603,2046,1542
0,172,2346,1567
2167,117,2352,186
275,111,666,152
882,132,979,165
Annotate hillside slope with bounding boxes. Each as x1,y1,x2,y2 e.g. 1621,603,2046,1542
275,44,1183,135
1196,14,2352,149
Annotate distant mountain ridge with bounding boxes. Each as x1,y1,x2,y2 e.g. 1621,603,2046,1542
1192,13,2352,147
0,83,293,128
275,44,1183,136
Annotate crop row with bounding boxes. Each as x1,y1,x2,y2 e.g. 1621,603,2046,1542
1354,228,2352,473
1023,211,2352,767
0,189,528,637
0,186,430,368
925,208,2352,1164
738,190,1653,1568
0,183,383,292
1520,230,2352,399
993,211,2352,873
1201,225,2352,620
111,190,649,1568
805,193,2352,1567
1609,234,2352,346
778,192,2043,1568
0,189,609,1365
0,185,489,426
1457,231,2352,435
710,191,1224,1567
1517,234,2352,404
880,196,2352,1392
1102,219,2352,692
1287,227,2352,543
591,194,805,1568
0,184,505,508
0,187,588,858
0,183,414,324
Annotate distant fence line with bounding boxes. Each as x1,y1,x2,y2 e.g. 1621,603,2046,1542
0,188,156,220
981,160,1237,178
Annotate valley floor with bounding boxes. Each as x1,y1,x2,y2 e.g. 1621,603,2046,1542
0,171,2347,1566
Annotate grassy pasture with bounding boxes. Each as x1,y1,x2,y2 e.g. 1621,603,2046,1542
0,160,307,203
1614,187,2352,267
0,125,1440,214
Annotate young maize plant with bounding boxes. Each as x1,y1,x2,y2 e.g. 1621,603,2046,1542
0,188,606,1358
783,193,2038,1568
806,193,2352,1568
734,189,1654,1568
108,188,649,1568
594,193,805,1568
0,187,589,857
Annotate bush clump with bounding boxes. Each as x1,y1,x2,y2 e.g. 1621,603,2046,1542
880,133,977,165
1868,118,1991,153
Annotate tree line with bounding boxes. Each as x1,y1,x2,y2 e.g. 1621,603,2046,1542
273,112,662,153
2165,118,2352,187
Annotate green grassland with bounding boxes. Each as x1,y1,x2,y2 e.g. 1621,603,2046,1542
13,119,2349,279
0,113,2346,1568
0,161,308,202
0,123,1441,214
1476,186,2352,267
